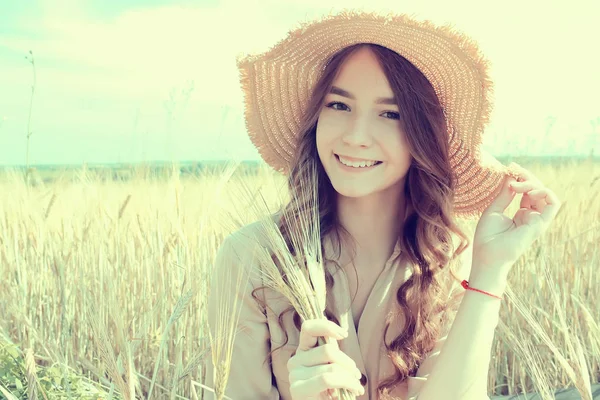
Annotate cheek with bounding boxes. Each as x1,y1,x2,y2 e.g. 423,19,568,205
383,134,412,168
316,119,336,148
316,118,331,136
395,131,410,152
316,112,342,137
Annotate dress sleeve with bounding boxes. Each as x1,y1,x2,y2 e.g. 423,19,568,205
406,244,491,400
203,233,280,400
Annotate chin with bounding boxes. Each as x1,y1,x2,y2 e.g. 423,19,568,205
330,182,375,198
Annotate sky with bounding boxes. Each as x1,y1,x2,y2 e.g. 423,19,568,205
0,0,599,167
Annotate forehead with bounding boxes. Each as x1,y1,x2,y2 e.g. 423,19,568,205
336,47,383,76
330,48,393,93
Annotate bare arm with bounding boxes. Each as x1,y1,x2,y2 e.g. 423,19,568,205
415,267,507,400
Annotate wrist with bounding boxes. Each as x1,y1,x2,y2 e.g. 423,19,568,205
467,268,509,298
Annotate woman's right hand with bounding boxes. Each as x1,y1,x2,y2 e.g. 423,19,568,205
286,319,365,399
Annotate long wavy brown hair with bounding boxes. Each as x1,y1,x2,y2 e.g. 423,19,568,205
250,42,471,396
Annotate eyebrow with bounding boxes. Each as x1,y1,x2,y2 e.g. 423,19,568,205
329,85,397,105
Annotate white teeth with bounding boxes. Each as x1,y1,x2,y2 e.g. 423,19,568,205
338,155,379,168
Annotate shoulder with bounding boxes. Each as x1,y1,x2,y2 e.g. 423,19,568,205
217,212,283,261
213,212,285,290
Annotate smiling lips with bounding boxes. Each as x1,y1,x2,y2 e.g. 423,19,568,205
335,154,383,169
335,154,381,169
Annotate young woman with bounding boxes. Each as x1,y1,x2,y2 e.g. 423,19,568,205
204,10,560,400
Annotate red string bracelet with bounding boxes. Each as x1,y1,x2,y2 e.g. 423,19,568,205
461,280,503,300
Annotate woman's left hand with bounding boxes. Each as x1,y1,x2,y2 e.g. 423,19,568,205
471,163,562,278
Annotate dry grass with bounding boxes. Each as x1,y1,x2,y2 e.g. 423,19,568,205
0,157,598,399
24,348,39,400
205,240,251,400
229,160,357,399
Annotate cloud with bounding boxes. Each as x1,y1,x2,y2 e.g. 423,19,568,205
1,0,299,106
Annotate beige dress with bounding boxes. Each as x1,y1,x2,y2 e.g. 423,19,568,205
203,219,476,400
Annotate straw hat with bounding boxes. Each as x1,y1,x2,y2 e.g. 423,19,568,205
235,9,520,219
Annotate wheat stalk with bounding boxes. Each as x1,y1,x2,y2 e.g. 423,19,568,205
191,380,234,400
177,348,210,383
24,348,39,400
240,161,355,400
147,288,196,399
208,243,254,400
43,193,56,220
200,163,270,400
112,303,140,400
118,194,132,219
87,300,131,400
205,160,356,399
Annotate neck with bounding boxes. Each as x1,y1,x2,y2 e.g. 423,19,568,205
335,184,408,267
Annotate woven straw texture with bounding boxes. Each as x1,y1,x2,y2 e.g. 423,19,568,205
235,9,520,219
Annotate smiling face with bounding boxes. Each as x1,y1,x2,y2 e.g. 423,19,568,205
316,46,412,199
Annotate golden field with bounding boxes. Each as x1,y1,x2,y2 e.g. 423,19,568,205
0,158,599,399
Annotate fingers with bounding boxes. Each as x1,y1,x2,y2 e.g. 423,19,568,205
509,180,536,192
313,361,362,381
297,319,348,353
492,163,562,248
483,175,518,215
288,319,364,400
291,342,359,376
289,367,364,399
527,188,562,224
509,162,541,184
290,363,364,396
511,198,561,252
509,181,562,225
305,367,363,397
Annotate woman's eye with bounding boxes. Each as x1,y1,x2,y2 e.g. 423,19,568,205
382,111,400,120
326,102,349,111
327,101,400,119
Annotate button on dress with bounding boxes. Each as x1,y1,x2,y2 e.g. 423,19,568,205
203,218,477,400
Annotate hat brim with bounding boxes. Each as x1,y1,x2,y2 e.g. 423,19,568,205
236,9,520,218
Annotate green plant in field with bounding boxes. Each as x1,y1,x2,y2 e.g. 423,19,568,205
0,340,113,400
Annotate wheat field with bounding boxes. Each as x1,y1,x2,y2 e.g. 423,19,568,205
0,158,599,399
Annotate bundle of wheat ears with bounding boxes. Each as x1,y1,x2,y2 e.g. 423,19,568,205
206,161,357,400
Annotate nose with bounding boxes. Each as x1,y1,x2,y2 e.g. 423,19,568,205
341,120,373,147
